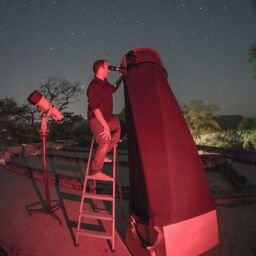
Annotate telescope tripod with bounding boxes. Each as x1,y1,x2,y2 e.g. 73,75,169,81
26,114,62,224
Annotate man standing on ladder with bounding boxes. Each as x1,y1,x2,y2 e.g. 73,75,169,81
87,59,123,180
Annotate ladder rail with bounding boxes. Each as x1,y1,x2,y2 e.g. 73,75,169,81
112,145,117,250
76,138,95,243
116,147,123,216
76,138,120,252
84,137,95,178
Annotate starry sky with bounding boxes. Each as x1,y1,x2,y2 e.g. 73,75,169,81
1,0,256,117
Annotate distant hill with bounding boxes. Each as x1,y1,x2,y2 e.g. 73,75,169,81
217,115,243,130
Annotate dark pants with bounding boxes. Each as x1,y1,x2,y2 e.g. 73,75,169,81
88,116,121,171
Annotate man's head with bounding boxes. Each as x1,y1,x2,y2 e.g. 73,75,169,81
93,59,109,80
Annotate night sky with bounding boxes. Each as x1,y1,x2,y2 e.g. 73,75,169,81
1,0,256,117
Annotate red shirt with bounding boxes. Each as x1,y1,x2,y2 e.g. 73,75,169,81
87,77,115,120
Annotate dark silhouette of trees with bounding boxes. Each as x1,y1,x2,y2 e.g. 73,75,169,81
0,98,22,123
48,112,92,145
0,77,86,146
0,97,91,146
182,100,221,143
22,104,38,126
0,98,38,146
238,117,256,130
1,94,255,150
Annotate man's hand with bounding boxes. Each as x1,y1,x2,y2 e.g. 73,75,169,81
93,108,111,140
113,74,126,91
100,125,111,140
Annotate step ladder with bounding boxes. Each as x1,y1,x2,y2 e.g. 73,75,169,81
76,137,120,251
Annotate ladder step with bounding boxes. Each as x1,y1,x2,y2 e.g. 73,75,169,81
80,211,114,221
87,175,114,181
77,229,112,240
83,192,114,201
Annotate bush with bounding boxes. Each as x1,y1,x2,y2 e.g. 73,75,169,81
237,130,256,150
199,130,242,149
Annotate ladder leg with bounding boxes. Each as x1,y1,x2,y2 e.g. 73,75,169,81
76,138,95,245
85,137,95,177
86,138,96,194
112,144,117,251
116,147,124,218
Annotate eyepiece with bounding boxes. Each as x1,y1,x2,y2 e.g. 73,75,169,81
109,65,126,72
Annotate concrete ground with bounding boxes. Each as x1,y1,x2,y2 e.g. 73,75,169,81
0,165,131,256
0,149,256,256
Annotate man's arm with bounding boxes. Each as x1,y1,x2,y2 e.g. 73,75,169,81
93,108,111,140
113,74,125,92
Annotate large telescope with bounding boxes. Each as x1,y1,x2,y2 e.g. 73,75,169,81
121,48,219,256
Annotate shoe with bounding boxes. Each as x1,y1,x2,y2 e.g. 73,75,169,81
104,156,112,163
89,171,113,181
89,169,101,176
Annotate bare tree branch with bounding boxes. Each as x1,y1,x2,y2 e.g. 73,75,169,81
39,76,82,111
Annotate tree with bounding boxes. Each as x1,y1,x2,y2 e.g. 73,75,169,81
21,104,38,126
48,112,91,144
25,76,82,126
238,117,256,130
182,100,221,143
39,76,82,111
237,130,256,150
249,45,256,78
0,98,21,123
237,117,256,150
0,98,38,146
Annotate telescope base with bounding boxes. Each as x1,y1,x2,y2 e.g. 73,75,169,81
26,200,63,225
125,210,219,256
